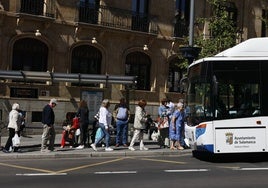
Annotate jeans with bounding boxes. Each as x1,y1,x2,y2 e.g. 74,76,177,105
116,120,128,145
94,123,110,147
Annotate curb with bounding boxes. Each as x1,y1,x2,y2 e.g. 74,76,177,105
0,147,192,159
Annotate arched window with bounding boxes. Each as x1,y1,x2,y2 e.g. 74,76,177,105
12,38,48,71
71,45,102,86
168,58,186,92
125,52,151,90
71,45,102,74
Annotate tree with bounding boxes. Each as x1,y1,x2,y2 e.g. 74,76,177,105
195,0,238,58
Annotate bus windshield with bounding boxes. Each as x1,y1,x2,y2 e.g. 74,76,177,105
186,60,261,126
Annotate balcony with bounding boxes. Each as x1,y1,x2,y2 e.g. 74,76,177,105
77,2,158,34
15,1,158,34
20,0,55,18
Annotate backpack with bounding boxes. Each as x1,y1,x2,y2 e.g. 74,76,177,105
116,107,128,120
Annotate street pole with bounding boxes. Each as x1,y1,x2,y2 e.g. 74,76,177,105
179,0,201,64
189,0,195,46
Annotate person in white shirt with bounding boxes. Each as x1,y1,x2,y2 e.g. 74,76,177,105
3,103,20,153
90,99,113,151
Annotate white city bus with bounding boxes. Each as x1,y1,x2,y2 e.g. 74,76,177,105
184,38,268,155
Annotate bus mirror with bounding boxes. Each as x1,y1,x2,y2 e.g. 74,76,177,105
180,77,188,93
212,75,218,95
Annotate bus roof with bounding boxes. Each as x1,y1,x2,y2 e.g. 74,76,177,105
191,37,268,67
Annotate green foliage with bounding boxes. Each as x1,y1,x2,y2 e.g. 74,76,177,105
172,57,188,76
195,0,237,58
259,0,268,28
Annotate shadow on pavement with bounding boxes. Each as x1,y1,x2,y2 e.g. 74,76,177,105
193,150,268,163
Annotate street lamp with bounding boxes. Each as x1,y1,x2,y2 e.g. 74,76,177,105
179,0,201,64
35,30,41,37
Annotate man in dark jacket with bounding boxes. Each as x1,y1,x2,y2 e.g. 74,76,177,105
41,98,57,152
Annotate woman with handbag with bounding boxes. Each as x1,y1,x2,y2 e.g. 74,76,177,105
2,103,20,153
90,99,113,152
157,98,171,148
128,99,149,151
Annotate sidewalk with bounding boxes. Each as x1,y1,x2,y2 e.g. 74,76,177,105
0,133,192,159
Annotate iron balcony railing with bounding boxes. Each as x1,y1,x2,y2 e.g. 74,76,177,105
78,2,158,34
18,1,158,34
20,0,55,18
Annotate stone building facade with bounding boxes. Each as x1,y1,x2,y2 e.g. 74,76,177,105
0,0,267,132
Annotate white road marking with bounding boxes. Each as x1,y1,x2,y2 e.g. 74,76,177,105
94,171,137,174
16,173,67,176
235,168,268,171
165,169,210,172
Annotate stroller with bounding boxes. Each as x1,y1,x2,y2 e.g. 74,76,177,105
61,115,80,148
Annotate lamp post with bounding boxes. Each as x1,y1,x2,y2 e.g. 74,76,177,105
179,0,201,64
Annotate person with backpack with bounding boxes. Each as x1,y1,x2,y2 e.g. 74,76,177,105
113,98,130,147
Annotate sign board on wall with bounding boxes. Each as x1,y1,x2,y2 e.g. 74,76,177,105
81,91,103,124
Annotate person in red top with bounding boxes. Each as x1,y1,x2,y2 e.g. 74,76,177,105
60,113,79,148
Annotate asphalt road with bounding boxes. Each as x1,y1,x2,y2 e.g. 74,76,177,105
1,154,268,188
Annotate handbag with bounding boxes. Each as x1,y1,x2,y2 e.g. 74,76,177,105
75,128,81,136
12,133,21,147
158,117,169,129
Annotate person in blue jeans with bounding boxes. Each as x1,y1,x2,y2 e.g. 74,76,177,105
113,98,130,147
90,99,113,152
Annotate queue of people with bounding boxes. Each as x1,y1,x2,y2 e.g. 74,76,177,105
157,98,186,150
2,97,188,153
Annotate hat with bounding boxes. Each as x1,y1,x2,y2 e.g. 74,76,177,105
50,98,58,105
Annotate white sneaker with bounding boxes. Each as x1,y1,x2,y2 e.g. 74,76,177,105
40,149,51,153
105,147,113,151
90,144,97,151
128,146,135,151
140,147,149,151
76,145,84,149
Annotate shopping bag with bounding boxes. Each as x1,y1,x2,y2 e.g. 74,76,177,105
151,130,160,141
95,127,104,141
12,133,20,147
75,128,81,136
